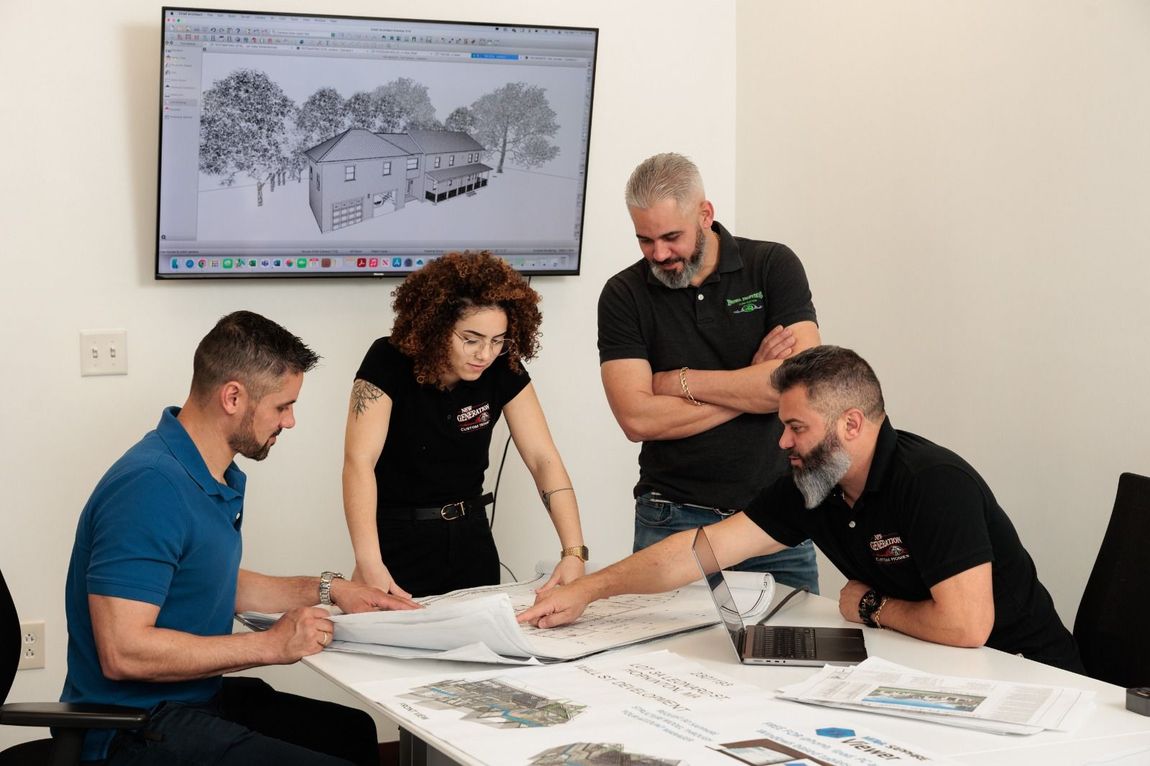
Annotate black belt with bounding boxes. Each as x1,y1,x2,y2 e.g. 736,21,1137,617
381,492,494,522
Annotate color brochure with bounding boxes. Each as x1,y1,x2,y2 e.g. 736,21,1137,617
776,656,1095,735
353,648,962,766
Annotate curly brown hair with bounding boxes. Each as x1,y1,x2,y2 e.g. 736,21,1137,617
390,251,542,388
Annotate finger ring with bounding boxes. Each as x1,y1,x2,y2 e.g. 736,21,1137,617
319,630,330,646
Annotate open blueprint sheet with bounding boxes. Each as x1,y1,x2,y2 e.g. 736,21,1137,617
353,649,962,766
776,657,1095,735
238,575,719,665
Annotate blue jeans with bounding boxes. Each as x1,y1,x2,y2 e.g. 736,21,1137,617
634,492,819,593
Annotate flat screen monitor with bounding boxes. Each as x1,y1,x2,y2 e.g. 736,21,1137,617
156,7,597,278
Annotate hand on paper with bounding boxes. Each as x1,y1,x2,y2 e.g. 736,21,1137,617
269,606,336,661
536,556,586,594
516,583,590,628
752,325,796,364
333,576,421,614
352,561,413,600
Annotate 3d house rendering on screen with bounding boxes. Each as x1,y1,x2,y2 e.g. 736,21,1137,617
305,128,491,232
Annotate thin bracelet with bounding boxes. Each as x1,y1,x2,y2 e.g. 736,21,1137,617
679,366,703,406
872,595,889,629
540,486,574,512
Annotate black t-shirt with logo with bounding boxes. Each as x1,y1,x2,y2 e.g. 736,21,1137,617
745,418,1082,671
597,221,817,509
355,338,529,509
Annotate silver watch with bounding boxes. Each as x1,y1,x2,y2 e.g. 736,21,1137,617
319,571,344,606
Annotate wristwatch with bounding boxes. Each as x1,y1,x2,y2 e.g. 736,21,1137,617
319,571,344,606
560,545,589,562
858,588,887,628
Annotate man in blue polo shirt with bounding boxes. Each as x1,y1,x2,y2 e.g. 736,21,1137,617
598,152,822,591
522,346,1082,673
62,311,418,765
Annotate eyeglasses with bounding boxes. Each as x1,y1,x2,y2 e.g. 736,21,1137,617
453,330,511,357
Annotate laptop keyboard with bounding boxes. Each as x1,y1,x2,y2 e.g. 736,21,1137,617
750,626,817,659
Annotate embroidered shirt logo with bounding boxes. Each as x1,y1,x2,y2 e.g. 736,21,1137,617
869,532,910,563
726,290,764,314
456,403,492,433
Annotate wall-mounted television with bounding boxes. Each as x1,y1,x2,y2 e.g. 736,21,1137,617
156,7,597,279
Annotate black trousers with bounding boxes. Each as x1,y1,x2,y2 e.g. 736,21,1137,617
377,510,500,597
100,677,379,766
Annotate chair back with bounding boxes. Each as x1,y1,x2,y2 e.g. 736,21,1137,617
1073,472,1150,687
1,569,21,705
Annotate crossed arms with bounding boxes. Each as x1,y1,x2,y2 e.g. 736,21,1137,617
601,321,820,442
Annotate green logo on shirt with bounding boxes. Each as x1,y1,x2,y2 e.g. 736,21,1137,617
727,291,764,314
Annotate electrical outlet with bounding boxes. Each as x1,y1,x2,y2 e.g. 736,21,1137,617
18,620,45,670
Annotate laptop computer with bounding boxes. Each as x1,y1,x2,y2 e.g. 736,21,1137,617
691,526,868,666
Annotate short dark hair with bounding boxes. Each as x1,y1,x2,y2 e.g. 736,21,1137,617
771,346,885,422
190,311,320,401
390,251,541,388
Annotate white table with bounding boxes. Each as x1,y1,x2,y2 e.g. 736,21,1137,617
304,588,1150,765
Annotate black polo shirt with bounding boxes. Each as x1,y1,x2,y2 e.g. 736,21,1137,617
746,418,1081,670
597,221,817,509
355,338,529,508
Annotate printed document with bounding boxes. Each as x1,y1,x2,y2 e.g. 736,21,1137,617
238,575,718,664
777,657,1094,735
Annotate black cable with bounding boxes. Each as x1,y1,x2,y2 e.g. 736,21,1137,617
756,585,811,625
490,275,531,584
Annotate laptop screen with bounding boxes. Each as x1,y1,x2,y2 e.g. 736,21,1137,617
692,527,747,636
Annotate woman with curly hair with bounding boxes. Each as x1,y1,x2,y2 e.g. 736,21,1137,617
342,251,588,597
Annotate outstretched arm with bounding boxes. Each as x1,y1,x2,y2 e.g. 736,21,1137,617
518,512,782,628
342,378,411,598
503,383,586,591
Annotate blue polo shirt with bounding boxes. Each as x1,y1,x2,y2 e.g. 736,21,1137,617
61,407,246,760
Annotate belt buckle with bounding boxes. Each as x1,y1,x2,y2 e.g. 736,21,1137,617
440,500,466,521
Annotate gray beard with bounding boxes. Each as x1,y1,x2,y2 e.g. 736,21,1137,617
792,443,851,509
649,226,706,289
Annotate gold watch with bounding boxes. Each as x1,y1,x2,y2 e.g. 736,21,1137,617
561,545,589,562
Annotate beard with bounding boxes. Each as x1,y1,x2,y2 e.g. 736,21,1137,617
648,225,706,289
228,408,279,461
790,430,852,509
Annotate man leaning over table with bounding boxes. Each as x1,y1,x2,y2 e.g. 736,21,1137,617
521,346,1083,673
62,311,418,766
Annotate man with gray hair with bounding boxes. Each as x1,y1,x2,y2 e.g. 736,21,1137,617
521,346,1083,673
597,152,821,591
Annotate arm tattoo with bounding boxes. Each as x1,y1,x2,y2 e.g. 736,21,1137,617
351,379,384,418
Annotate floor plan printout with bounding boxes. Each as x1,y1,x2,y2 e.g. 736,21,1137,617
325,576,718,664
353,649,962,766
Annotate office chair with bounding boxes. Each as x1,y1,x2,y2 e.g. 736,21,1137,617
1072,472,1150,688
0,567,147,766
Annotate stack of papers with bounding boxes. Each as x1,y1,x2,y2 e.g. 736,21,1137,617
237,575,718,665
777,657,1095,735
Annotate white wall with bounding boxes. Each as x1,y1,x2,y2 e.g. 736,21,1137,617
0,0,735,749
736,1,1150,615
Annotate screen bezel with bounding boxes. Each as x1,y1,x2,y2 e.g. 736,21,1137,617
155,6,598,280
